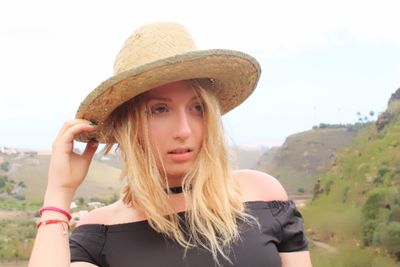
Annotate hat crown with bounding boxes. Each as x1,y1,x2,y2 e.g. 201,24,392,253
114,22,197,74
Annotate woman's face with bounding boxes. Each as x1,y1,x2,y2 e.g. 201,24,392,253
145,81,204,185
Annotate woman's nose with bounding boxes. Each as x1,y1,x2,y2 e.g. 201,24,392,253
173,111,192,140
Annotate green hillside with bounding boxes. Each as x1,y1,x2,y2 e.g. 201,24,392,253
302,94,400,266
1,154,121,202
257,127,356,194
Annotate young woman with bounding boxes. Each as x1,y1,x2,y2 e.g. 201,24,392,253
28,22,312,267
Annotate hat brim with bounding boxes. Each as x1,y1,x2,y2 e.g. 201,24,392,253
75,49,261,143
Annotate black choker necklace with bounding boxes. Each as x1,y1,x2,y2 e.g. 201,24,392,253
166,186,184,194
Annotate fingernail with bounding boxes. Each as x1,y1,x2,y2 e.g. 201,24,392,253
89,121,97,126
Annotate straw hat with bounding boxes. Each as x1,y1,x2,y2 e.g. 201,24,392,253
75,22,261,143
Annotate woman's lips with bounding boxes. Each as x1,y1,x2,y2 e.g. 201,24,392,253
167,148,193,161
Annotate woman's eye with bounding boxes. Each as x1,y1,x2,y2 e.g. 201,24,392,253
192,103,204,114
151,105,168,114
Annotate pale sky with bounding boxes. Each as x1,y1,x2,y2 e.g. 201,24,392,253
0,0,399,150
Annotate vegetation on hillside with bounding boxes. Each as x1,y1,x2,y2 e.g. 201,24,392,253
303,97,400,266
257,127,356,194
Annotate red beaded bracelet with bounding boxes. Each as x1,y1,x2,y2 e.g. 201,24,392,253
36,219,70,234
39,206,72,221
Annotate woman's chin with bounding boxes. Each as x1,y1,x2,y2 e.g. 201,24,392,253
165,169,190,182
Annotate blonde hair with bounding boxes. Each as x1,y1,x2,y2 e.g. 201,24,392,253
101,79,255,264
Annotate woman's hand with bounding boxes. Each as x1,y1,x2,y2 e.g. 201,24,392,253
47,119,98,193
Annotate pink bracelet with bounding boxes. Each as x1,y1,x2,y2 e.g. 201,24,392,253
39,206,72,221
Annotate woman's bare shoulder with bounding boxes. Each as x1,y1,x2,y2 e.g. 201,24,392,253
75,200,123,227
233,169,288,202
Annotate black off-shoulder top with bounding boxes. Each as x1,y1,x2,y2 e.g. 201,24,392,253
69,200,308,267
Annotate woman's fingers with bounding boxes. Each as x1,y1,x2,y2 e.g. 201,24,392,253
81,139,99,161
55,119,95,140
60,123,97,145
52,121,97,152
48,120,99,191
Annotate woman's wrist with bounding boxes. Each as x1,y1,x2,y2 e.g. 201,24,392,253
40,210,71,221
43,187,75,211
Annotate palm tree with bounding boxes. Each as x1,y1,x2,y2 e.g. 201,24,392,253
369,110,375,119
